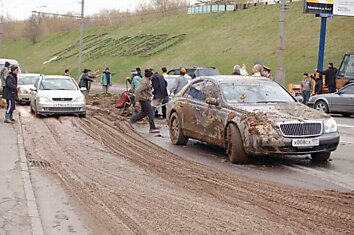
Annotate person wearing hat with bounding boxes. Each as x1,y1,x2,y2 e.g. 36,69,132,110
130,69,160,134
301,73,314,104
4,65,19,123
170,67,189,95
262,66,272,79
1,61,11,97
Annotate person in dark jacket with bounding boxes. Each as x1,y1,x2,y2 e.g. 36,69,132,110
152,71,168,118
318,63,338,93
4,65,19,123
79,69,94,96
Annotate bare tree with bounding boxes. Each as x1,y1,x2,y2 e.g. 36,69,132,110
23,14,43,44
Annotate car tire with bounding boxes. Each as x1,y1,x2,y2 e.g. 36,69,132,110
169,112,188,145
311,152,331,162
315,100,329,114
342,113,352,118
226,124,249,164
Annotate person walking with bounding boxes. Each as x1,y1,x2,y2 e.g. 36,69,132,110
78,69,94,96
313,71,323,95
301,73,314,104
318,63,338,93
4,65,19,123
101,67,112,94
1,61,10,97
130,69,160,133
152,71,168,119
170,68,189,95
64,69,70,76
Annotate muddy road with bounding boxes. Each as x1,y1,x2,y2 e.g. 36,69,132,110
17,104,354,234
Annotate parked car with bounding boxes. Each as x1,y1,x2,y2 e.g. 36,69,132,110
17,74,41,104
165,67,220,95
30,75,86,117
307,83,354,117
167,76,340,164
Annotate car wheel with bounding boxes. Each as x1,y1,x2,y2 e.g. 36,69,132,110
342,113,352,117
226,124,249,164
169,112,188,145
315,101,329,113
311,152,331,162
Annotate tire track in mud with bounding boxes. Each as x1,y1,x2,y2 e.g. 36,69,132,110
20,111,354,234
78,113,354,234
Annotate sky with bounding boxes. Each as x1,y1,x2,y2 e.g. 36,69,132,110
2,0,151,20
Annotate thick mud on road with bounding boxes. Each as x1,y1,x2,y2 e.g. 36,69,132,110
20,108,354,234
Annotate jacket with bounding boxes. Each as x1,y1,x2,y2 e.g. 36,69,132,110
319,67,337,88
101,72,112,86
152,73,168,99
4,72,18,100
131,75,142,94
79,73,94,89
136,77,152,101
0,66,9,87
170,75,189,95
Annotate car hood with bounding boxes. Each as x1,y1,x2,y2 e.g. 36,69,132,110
228,102,330,122
38,90,83,99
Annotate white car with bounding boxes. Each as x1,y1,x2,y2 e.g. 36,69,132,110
30,75,86,117
18,74,41,104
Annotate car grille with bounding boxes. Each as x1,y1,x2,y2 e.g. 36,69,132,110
52,98,73,101
279,122,322,137
44,107,81,112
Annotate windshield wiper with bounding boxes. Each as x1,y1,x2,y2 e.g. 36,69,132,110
256,101,288,104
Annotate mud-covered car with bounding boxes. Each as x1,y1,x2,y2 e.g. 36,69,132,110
167,76,340,164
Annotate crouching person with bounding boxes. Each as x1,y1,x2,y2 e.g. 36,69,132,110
130,69,160,133
4,65,19,123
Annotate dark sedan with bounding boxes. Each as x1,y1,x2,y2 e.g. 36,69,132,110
167,76,340,164
307,83,354,117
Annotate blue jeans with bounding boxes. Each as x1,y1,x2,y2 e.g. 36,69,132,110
302,91,310,104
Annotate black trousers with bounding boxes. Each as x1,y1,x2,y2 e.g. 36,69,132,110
130,100,156,130
6,99,16,117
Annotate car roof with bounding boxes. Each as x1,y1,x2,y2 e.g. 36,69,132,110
42,75,73,79
18,73,41,77
196,75,273,84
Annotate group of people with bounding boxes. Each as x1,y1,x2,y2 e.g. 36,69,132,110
232,63,272,79
128,67,173,134
71,68,112,96
1,61,20,123
301,62,338,103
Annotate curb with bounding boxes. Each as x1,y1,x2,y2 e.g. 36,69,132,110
17,112,45,235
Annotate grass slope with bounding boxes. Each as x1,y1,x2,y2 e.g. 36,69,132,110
3,2,354,84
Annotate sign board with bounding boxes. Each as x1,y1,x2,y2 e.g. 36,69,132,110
333,0,354,16
304,0,334,14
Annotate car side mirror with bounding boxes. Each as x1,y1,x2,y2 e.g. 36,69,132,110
206,97,219,106
295,96,303,103
30,87,37,92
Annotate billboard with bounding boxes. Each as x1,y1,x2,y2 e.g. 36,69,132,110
334,0,354,16
304,0,334,14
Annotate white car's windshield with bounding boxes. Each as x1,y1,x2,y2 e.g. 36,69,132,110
40,78,77,91
221,82,295,104
18,76,40,85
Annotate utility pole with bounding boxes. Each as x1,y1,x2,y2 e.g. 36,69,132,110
78,0,85,78
276,0,287,86
0,0,4,58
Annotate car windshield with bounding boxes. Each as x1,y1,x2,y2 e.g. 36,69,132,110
220,82,295,104
197,69,220,76
40,78,77,90
18,75,40,85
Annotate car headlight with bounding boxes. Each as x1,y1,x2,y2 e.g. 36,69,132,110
38,97,51,102
19,88,28,94
323,117,337,133
75,97,85,102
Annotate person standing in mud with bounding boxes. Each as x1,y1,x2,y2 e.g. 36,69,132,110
1,61,10,97
152,70,168,119
130,69,160,134
170,68,189,95
3,65,19,123
64,69,70,76
101,67,112,94
79,69,95,96
301,73,314,104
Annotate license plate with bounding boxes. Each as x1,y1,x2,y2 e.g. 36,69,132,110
53,104,71,107
292,138,320,147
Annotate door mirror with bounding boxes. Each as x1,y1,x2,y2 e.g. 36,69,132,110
30,87,37,92
205,97,219,106
295,96,303,103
